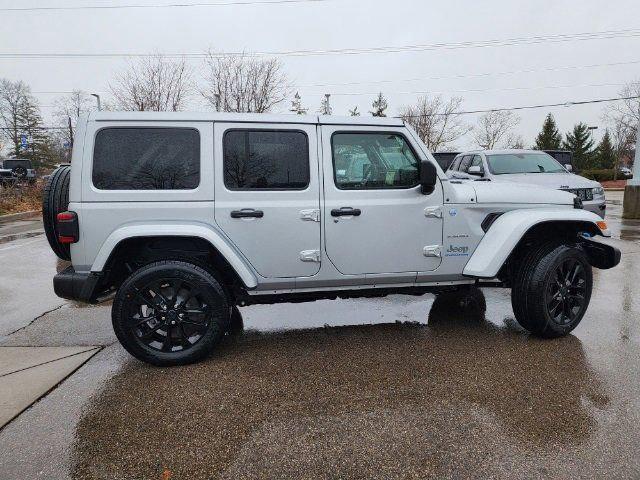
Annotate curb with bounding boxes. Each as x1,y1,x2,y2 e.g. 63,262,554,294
0,210,41,223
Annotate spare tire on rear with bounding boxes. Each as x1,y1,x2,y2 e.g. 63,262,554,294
42,165,71,260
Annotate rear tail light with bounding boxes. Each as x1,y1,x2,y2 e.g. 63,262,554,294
56,211,79,244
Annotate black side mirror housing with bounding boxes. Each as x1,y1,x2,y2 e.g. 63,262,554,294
420,160,437,194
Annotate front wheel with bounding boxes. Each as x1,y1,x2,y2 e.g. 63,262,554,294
511,243,593,338
112,260,230,366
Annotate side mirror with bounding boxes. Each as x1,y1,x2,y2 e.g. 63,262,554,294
420,160,437,194
565,164,573,172
468,165,483,176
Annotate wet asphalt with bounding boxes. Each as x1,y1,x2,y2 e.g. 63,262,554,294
0,192,639,479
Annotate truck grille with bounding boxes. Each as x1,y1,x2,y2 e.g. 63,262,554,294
560,188,593,201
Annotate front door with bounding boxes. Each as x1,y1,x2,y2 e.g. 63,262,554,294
214,123,321,278
321,126,443,275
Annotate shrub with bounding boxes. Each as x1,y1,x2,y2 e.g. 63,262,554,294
0,181,43,216
580,169,615,182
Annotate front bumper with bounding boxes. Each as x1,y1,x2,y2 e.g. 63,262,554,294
583,200,606,218
53,266,102,302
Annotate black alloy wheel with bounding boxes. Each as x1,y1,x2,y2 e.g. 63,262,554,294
113,260,229,366
128,278,211,353
545,258,588,326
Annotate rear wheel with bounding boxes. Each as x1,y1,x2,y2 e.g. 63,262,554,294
511,243,592,337
42,166,71,260
112,260,230,366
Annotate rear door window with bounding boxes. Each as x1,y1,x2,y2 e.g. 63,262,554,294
92,127,200,190
223,130,309,190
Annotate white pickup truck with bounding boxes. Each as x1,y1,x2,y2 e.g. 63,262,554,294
42,112,620,366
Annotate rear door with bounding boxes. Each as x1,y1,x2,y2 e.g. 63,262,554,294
213,123,321,278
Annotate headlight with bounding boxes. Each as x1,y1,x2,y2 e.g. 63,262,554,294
592,187,604,196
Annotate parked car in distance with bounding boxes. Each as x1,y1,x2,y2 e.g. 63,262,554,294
43,112,619,366
446,149,606,218
620,166,633,178
0,158,37,185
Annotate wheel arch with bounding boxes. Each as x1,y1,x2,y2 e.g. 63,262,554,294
92,224,258,290
463,209,609,279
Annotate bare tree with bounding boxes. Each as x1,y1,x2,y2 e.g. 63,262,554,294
474,110,521,149
53,90,96,147
0,78,30,157
201,51,289,113
111,55,192,111
603,80,639,178
399,95,471,152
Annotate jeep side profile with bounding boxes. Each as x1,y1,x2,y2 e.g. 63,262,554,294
43,112,621,366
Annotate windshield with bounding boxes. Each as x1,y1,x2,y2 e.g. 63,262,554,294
486,153,566,174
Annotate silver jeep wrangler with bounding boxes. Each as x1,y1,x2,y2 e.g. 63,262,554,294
43,112,620,366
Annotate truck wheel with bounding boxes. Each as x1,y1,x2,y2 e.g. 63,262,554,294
112,260,230,366
511,243,592,338
42,166,71,261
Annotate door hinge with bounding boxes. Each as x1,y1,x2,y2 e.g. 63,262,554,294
300,209,320,222
300,249,321,262
424,206,443,218
423,245,442,258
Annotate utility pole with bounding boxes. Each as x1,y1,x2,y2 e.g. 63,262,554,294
68,116,74,147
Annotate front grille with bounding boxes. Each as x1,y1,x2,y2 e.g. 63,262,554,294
560,188,593,201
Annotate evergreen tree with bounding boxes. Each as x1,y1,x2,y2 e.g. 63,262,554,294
369,92,388,117
562,123,595,171
17,95,56,168
318,94,332,115
594,129,616,169
348,106,360,116
289,91,307,115
534,113,562,150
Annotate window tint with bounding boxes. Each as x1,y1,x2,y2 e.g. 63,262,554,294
449,156,462,171
470,155,483,168
332,132,419,190
223,130,309,190
459,155,473,172
92,128,200,190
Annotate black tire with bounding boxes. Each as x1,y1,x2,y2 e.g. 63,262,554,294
42,166,71,260
434,286,487,320
112,260,230,366
511,243,592,338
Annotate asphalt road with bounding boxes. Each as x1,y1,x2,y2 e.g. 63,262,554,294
1,193,639,479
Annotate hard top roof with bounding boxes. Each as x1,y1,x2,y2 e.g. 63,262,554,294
88,111,405,127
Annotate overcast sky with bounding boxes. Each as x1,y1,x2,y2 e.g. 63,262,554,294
1,0,639,149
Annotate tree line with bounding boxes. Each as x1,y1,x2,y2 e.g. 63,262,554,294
0,53,638,171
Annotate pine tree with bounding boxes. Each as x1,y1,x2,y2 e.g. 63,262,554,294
369,92,388,117
348,106,360,116
318,94,332,115
534,113,562,149
562,123,595,171
594,129,616,169
289,91,307,115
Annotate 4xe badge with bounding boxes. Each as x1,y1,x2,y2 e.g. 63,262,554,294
445,244,469,257
449,208,458,217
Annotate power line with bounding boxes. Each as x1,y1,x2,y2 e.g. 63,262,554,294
0,0,330,12
297,59,640,88
2,28,639,59
311,81,627,97
401,95,640,118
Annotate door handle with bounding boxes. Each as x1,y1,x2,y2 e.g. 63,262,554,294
230,209,264,219
331,207,361,217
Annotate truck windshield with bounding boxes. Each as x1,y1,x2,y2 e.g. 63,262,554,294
486,153,566,174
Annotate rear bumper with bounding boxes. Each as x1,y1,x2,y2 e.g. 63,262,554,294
53,266,102,302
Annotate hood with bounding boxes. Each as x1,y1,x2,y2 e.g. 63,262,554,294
490,172,599,189
471,181,575,205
